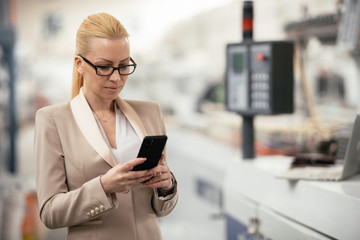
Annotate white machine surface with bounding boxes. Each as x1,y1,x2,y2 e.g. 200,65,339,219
223,155,360,240
276,115,360,181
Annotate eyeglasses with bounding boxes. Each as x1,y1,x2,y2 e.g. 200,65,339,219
78,55,137,76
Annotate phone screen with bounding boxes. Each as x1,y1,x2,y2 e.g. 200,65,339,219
132,135,168,171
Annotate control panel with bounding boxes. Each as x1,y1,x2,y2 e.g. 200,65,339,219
225,41,294,115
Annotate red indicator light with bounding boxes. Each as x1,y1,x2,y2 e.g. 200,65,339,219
242,19,253,31
257,53,265,61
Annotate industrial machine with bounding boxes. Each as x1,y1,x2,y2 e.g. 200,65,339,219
225,0,294,159
223,0,360,239
225,41,294,115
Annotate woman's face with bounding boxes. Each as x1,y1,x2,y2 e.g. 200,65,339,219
76,37,131,102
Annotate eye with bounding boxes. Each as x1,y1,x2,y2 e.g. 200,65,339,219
98,66,112,70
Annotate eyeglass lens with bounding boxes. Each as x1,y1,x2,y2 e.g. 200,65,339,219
97,65,135,76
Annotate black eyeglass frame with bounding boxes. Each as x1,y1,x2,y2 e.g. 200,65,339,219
78,55,137,76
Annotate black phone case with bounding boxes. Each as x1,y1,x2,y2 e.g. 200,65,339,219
132,135,168,171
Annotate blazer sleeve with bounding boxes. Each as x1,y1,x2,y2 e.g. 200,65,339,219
150,103,179,217
34,107,117,229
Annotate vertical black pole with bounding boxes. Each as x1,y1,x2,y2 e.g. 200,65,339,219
8,43,16,173
241,1,255,159
242,1,253,40
3,29,16,173
242,116,254,159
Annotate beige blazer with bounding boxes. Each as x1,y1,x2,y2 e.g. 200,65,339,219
34,91,178,240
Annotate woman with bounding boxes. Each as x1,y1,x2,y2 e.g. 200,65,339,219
34,13,178,240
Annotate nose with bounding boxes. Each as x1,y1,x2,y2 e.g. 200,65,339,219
109,69,122,81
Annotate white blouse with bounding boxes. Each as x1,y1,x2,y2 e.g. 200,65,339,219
93,102,175,199
93,102,142,164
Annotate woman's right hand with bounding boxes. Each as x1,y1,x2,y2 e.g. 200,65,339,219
100,158,154,194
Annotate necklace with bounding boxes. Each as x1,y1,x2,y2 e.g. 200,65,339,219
99,114,114,123
94,102,116,123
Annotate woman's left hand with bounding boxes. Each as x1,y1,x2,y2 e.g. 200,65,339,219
144,154,173,191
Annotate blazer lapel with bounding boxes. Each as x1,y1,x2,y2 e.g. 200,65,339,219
116,98,148,140
70,89,117,167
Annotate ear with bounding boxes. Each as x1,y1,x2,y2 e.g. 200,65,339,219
74,56,84,74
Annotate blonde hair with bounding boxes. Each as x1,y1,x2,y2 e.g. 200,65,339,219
71,13,129,98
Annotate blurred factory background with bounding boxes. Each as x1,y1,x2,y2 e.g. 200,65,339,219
1,0,360,239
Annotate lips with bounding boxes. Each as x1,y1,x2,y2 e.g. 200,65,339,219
106,86,121,90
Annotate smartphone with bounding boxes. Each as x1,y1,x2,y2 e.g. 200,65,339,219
132,135,168,171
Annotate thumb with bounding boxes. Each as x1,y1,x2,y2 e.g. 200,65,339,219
158,154,166,165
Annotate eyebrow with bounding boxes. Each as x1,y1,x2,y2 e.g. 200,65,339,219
95,57,130,64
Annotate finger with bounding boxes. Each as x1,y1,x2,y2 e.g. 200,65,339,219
115,170,150,188
124,174,154,186
144,172,170,185
129,169,153,178
158,154,165,165
145,178,171,189
136,174,154,183
123,169,153,182
123,158,147,171
147,155,164,173
148,164,169,176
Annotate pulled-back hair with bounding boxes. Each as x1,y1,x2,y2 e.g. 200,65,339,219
71,13,129,98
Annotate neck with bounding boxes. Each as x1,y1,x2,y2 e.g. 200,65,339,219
83,90,115,117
